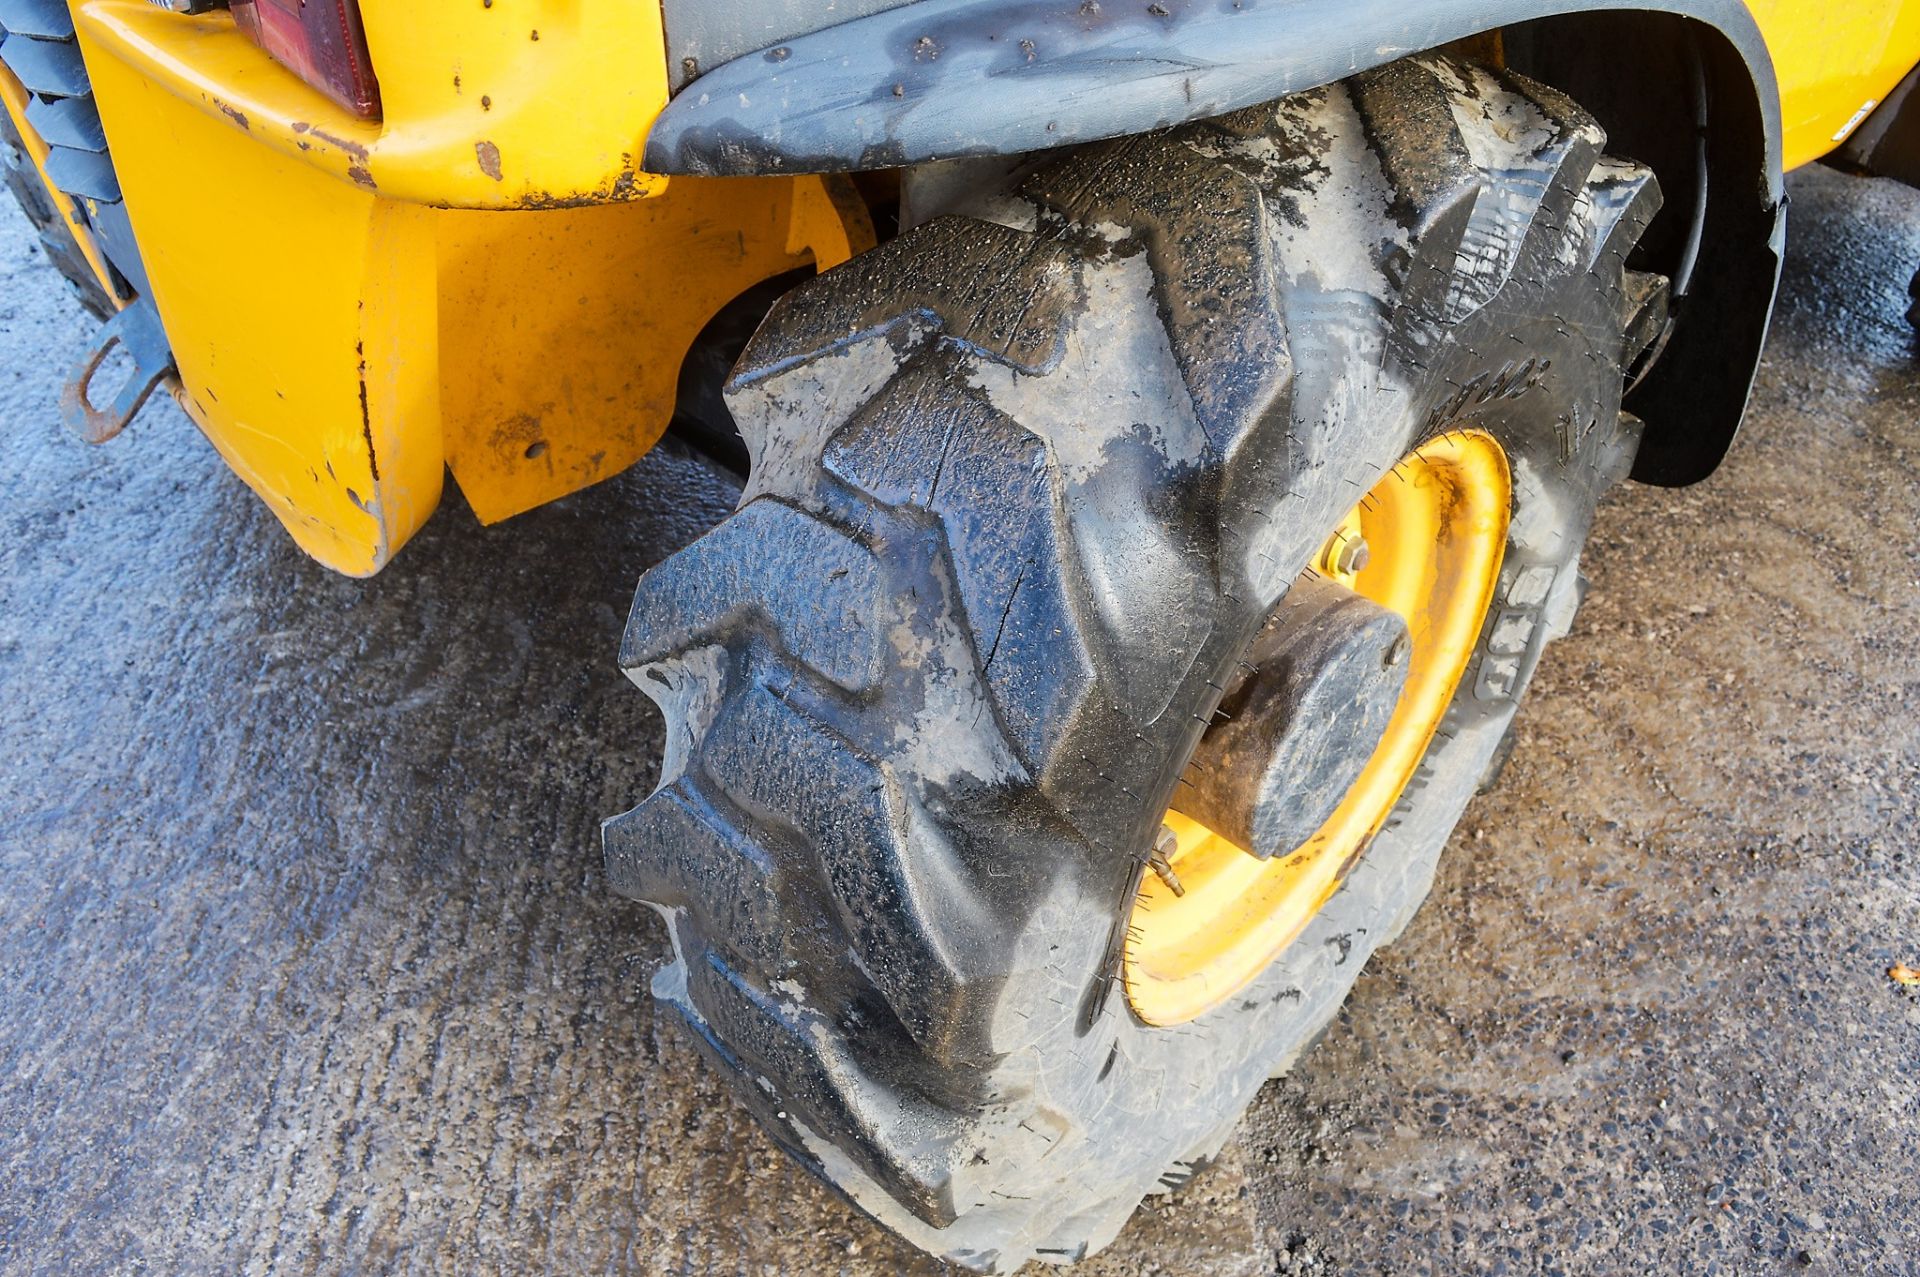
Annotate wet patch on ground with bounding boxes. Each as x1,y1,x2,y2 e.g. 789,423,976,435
1243,165,1920,1275
0,166,1915,1274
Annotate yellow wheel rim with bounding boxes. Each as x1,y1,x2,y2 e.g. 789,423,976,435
1123,430,1512,1026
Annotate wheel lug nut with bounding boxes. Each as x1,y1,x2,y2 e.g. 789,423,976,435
1148,824,1186,897
1384,632,1410,669
1334,536,1371,575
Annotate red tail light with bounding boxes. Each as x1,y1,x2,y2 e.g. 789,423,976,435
230,0,381,119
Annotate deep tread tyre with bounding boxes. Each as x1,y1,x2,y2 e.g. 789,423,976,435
606,54,1666,1271
0,109,114,320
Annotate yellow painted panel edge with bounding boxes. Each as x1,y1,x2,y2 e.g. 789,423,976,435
437,174,875,526
74,0,671,210
81,16,442,575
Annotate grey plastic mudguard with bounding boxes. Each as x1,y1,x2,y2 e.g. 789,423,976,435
644,0,1776,179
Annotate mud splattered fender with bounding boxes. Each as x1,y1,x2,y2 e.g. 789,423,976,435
644,0,1785,487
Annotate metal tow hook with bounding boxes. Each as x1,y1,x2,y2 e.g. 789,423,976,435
60,298,175,445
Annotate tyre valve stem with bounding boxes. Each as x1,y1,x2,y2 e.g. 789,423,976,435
1149,824,1186,897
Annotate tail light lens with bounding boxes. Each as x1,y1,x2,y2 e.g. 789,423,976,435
230,0,381,119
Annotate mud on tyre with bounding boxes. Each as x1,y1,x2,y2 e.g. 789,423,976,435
605,53,1667,1271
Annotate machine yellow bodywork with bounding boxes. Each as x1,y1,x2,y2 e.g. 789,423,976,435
0,0,1914,573
34,1,871,575
1751,0,1920,169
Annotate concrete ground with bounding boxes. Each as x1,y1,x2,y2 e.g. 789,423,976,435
1,165,1916,1277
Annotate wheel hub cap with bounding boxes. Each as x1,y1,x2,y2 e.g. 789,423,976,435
1176,576,1412,860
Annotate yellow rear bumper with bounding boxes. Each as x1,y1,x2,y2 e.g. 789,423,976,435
68,0,866,574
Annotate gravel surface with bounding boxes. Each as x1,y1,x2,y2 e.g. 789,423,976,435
2,165,1917,1276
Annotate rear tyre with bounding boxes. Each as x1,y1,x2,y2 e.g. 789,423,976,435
0,110,114,319
606,54,1666,1271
